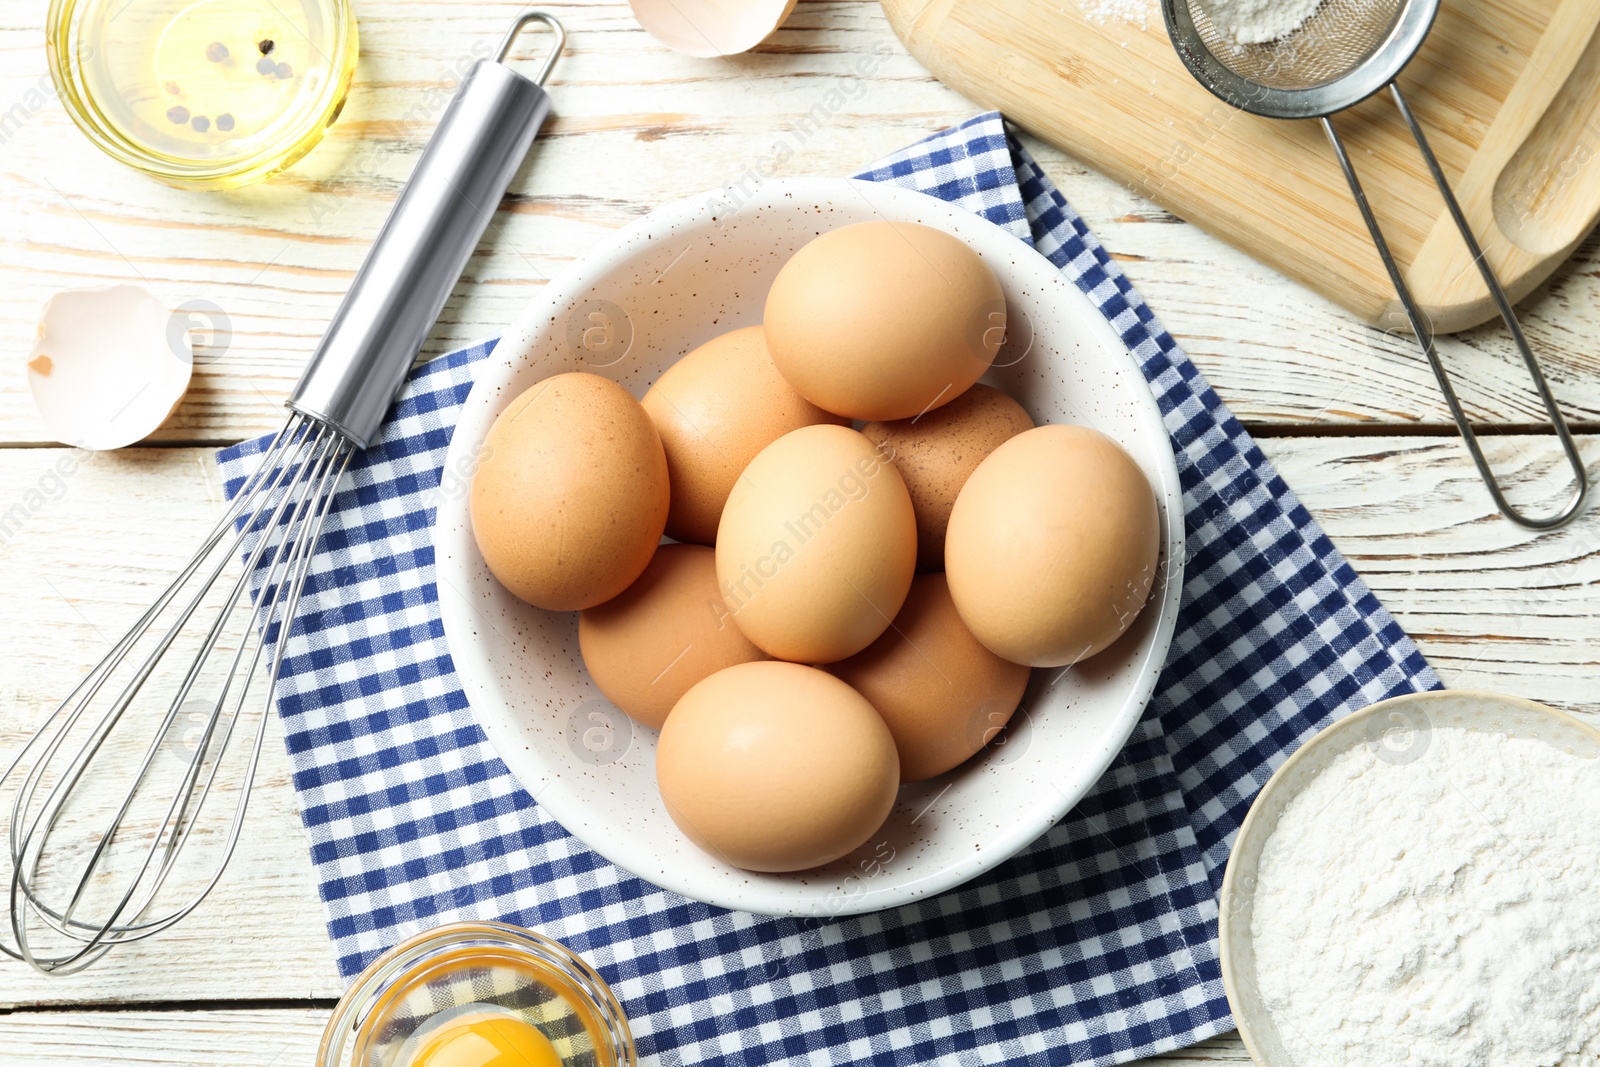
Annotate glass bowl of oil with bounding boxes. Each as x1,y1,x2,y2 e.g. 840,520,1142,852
46,0,357,188
317,921,636,1067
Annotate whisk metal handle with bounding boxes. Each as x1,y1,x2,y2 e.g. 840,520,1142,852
1321,86,1589,530
288,13,565,447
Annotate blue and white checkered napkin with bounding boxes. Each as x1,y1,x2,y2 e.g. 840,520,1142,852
219,112,1439,1066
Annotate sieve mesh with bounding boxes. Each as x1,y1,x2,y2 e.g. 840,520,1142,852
1185,0,1404,91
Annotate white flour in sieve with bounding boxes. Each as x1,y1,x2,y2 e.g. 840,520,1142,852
1250,726,1600,1067
1204,0,1324,43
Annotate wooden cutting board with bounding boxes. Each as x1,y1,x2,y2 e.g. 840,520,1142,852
880,0,1600,333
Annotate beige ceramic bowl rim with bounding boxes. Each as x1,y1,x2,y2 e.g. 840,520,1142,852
315,919,636,1067
44,0,358,186
1217,689,1600,1067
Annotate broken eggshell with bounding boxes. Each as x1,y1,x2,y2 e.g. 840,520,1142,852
28,284,193,450
629,0,798,57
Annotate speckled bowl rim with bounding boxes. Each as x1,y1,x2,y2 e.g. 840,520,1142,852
437,176,1185,916
1218,689,1600,1067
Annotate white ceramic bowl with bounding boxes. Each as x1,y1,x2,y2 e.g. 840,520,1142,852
435,177,1184,916
1218,690,1600,1067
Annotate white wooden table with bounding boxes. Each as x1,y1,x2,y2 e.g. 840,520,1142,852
2,1,1596,1063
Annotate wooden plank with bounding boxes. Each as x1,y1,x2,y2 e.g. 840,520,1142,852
0,1008,333,1066
0,1006,1251,1064
1147,1036,1255,1063
3,2,1600,448
1265,432,1600,712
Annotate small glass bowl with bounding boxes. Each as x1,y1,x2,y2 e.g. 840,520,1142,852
317,921,636,1067
46,0,358,188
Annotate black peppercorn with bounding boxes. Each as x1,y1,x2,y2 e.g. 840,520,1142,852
206,41,228,62
191,115,210,133
258,38,274,54
216,113,235,132
275,62,293,79
256,56,275,74
166,105,190,124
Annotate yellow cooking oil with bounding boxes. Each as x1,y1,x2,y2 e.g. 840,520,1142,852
47,0,356,187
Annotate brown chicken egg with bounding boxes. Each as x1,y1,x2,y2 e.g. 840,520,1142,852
656,661,900,872
715,424,916,664
578,544,768,730
763,221,1005,421
862,383,1034,571
469,372,669,611
945,424,1159,668
641,326,845,545
827,573,1031,782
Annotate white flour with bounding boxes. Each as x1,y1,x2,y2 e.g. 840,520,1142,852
1076,0,1158,29
1204,0,1324,43
1251,727,1600,1067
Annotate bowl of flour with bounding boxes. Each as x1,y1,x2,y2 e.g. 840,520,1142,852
1221,690,1600,1067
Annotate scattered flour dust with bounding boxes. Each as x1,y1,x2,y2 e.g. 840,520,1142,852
1075,0,1158,30
1073,0,1322,41
1204,0,1324,43
1251,727,1600,1067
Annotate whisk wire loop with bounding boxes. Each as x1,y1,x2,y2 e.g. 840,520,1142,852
1,413,354,973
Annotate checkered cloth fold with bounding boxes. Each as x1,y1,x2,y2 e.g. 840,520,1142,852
219,112,1439,1066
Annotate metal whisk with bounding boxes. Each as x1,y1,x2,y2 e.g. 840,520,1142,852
1162,0,1590,529
0,12,564,974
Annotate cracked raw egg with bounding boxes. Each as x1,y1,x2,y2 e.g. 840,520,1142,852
396,1003,562,1067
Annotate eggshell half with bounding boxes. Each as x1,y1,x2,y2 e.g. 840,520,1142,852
470,372,670,611
628,0,798,57
656,661,899,872
945,424,1159,668
764,221,1005,421
827,573,1031,782
862,383,1034,571
642,325,845,545
28,285,193,450
579,543,768,730
715,424,916,663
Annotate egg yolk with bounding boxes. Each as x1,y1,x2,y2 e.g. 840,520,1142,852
403,1010,563,1067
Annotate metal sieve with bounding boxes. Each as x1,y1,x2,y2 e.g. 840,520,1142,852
1163,0,1588,529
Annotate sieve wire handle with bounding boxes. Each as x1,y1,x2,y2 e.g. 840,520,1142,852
1320,83,1589,531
